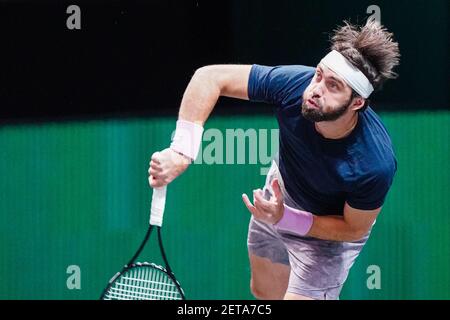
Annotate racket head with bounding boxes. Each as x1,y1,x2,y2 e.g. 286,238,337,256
100,262,185,300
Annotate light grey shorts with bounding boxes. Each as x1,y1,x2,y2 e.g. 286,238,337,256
247,161,371,300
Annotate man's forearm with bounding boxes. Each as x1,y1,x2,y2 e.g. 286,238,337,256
178,67,222,126
307,215,366,242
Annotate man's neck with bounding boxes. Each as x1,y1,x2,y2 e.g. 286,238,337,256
315,113,359,139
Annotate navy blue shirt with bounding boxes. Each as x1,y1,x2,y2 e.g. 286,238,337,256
248,64,397,215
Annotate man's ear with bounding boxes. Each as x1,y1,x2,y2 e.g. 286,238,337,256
351,96,365,111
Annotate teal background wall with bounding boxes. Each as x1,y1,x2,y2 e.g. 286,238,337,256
0,111,449,299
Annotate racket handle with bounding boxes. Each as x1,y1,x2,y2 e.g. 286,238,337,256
150,186,167,227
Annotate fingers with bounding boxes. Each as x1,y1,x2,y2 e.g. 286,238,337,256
151,152,162,164
253,189,272,211
242,193,257,216
271,179,283,201
148,167,161,183
149,161,162,171
148,153,165,188
243,189,283,225
148,175,165,188
243,190,272,216
148,175,156,187
148,148,191,189
148,152,163,185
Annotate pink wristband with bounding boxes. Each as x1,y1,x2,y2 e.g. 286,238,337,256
170,119,204,161
273,204,314,236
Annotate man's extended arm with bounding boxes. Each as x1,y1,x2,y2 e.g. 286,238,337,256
178,65,252,126
149,65,252,188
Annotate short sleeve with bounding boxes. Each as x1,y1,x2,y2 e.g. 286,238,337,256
248,64,315,106
347,166,396,211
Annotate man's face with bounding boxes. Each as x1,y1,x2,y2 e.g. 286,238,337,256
302,63,356,122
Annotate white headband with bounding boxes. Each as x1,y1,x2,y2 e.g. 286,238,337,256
320,50,374,98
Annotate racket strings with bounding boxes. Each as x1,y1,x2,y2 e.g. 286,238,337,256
104,266,182,300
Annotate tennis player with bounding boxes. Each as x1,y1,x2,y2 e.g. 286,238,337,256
148,19,400,300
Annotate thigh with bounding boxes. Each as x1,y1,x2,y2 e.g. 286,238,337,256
249,253,290,300
280,231,367,300
247,215,291,299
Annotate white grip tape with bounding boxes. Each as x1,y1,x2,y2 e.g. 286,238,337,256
150,186,167,227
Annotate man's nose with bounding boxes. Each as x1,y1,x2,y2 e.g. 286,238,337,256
311,84,323,98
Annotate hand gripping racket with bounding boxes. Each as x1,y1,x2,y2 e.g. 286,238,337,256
100,186,185,300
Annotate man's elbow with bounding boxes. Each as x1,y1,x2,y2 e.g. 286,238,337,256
191,65,222,88
193,65,217,80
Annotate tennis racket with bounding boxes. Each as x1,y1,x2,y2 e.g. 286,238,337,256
100,186,185,300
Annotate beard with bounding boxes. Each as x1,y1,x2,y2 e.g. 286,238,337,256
301,96,352,122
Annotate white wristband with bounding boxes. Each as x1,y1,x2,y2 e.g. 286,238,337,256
170,119,204,161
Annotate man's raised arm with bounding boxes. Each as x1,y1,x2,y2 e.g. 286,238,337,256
148,65,252,188
179,65,252,125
